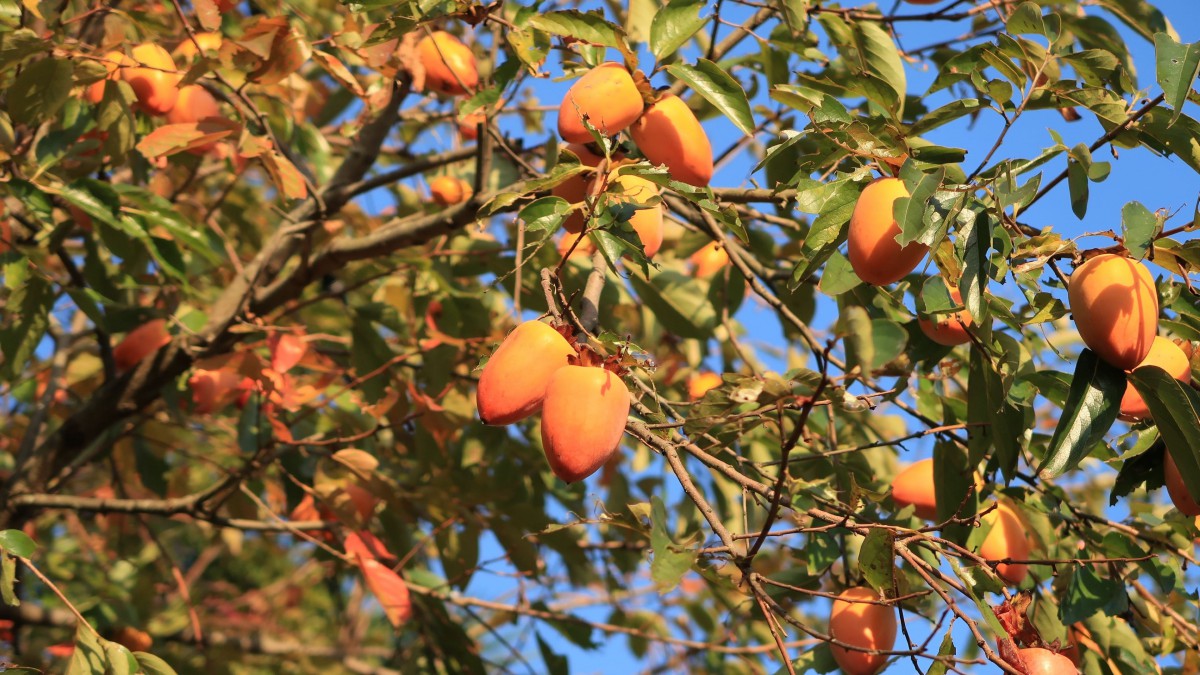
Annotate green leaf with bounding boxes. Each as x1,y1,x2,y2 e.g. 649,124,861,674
528,11,625,48
0,29,51,71
0,530,36,558
908,144,966,164
665,60,755,136
908,98,983,136
350,315,394,403
858,528,895,594
870,319,907,370
536,633,570,675
0,552,18,607
1110,438,1166,506
1127,366,1200,506
519,196,571,233
133,652,179,675
895,163,944,247
8,57,74,125
934,440,978,546
649,496,693,591
65,626,107,675
236,393,266,455
1038,350,1125,479
0,274,52,381
104,642,137,675
1154,33,1200,126
840,305,873,376
818,251,862,296
627,267,718,339
1121,201,1160,261
649,0,707,61
853,19,906,113
1006,2,1050,38
1067,156,1089,219
926,630,957,675
1062,566,1128,625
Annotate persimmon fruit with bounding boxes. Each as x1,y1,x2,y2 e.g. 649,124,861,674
828,586,896,675
113,319,171,373
629,93,713,187
918,287,974,346
558,62,643,144
691,241,729,277
417,31,478,96
540,365,630,483
1165,450,1200,517
476,321,575,425
607,174,663,258
84,50,131,105
174,32,223,62
429,176,472,206
848,178,928,286
891,459,938,520
687,372,722,400
1016,647,1076,675
123,43,181,116
553,143,612,234
980,501,1031,585
1067,253,1158,370
1120,336,1191,420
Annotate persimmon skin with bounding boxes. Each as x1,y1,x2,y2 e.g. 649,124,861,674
691,242,729,277
417,32,478,96
558,62,643,144
1165,450,1200,517
891,459,938,520
552,143,612,234
1120,336,1192,420
113,319,172,373
166,85,220,124
476,321,575,426
123,44,180,116
1016,647,1076,675
629,93,714,187
828,586,897,675
429,176,472,206
174,32,223,62
608,174,663,258
540,365,631,483
110,626,153,653
848,178,929,286
458,111,485,141
980,501,1031,585
687,372,722,400
1067,254,1158,370
85,50,131,105
918,287,974,346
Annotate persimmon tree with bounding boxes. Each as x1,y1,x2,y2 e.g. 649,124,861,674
1,0,1199,673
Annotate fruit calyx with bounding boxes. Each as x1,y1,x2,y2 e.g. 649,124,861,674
568,344,630,378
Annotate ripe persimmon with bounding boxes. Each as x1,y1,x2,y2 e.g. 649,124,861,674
558,62,643,144
1067,254,1158,370
690,241,729,277
848,178,928,286
458,111,486,141
553,143,613,234
980,501,1031,585
476,321,575,425
918,287,974,346
1016,647,1076,675
1165,450,1200,517
84,50,131,105
429,176,473,206
113,319,172,373
174,32,222,62
123,43,181,116
828,586,896,675
629,93,714,187
417,31,478,96
607,174,663,258
1120,336,1191,420
891,459,938,520
687,372,722,400
540,365,630,483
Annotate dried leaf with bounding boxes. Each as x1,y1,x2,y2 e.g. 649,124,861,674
136,119,239,158
356,554,412,628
